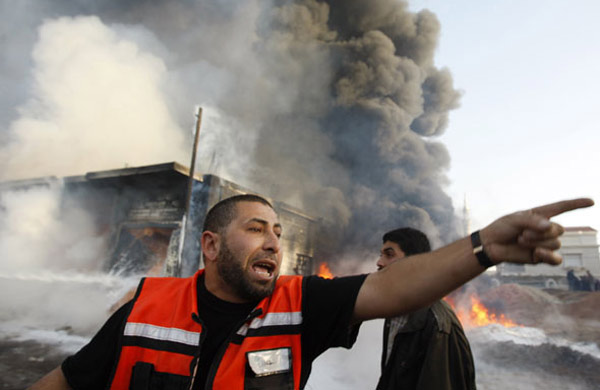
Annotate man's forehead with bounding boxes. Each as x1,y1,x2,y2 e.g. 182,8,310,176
235,201,280,224
381,241,401,252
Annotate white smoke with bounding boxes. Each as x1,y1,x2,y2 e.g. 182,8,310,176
307,319,382,389
194,105,260,183
0,272,138,336
0,184,105,273
0,16,187,180
0,16,195,338
0,184,138,335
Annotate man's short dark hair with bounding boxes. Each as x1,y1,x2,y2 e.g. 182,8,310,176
382,227,431,256
202,194,274,234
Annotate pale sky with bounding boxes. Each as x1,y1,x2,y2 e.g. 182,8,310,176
411,0,600,231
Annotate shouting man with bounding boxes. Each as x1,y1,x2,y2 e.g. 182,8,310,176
29,194,593,390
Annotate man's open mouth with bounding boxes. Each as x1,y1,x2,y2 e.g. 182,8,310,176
251,260,276,280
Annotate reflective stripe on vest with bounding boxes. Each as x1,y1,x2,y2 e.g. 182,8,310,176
108,270,304,390
237,311,303,336
124,322,201,346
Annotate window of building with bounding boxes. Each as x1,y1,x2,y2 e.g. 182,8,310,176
563,253,583,268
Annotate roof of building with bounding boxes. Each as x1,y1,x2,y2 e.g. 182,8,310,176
564,226,597,232
0,162,206,191
81,161,202,181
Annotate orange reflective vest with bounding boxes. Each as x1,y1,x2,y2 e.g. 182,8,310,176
108,270,304,390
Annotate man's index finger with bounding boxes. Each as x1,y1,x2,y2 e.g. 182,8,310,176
530,198,594,219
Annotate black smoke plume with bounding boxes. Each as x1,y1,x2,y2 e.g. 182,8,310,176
0,0,461,266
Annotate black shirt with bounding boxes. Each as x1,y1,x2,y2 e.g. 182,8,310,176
62,273,367,390
194,275,259,389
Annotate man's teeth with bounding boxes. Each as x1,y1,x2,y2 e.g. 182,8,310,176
254,264,272,276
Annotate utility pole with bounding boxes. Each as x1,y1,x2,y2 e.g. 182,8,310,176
186,107,203,215
177,107,203,276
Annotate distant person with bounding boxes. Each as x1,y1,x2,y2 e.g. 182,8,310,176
567,269,580,291
28,196,592,390
582,270,597,291
375,228,476,390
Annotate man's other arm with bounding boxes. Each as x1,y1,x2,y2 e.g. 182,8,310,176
27,367,71,390
353,198,594,322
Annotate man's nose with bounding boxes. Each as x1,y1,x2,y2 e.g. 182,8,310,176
264,230,281,253
376,256,385,270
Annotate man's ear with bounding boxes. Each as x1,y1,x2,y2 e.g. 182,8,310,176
201,231,220,264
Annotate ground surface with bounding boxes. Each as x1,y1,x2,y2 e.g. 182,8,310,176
479,285,600,343
3,285,600,390
0,338,67,390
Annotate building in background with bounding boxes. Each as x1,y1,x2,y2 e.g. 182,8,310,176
496,227,600,289
0,162,319,278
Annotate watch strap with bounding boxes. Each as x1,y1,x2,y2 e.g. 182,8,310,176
470,230,495,268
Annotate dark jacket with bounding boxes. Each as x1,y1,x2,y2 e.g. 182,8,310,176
376,300,476,390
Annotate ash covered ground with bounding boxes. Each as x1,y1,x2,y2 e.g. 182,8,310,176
0,337,70,390
3,286,600,390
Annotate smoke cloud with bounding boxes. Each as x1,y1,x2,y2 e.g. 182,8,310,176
0,0,461,264
0,183,138,335
0,15,186,179
0,183,105,273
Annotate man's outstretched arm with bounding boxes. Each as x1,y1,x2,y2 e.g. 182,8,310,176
28,366,71,390
353,198,594,322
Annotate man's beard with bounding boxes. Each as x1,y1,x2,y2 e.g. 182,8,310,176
216,239,277,302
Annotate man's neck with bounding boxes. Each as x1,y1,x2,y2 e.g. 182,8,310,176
203,268,249,304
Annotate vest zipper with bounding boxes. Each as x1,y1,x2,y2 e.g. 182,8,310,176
204,308,263,390
188,312,206,390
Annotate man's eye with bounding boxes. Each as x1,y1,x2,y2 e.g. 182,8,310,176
249,227,262,232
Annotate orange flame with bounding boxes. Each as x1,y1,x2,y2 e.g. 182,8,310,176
445,294,519,328
317,262,334,279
